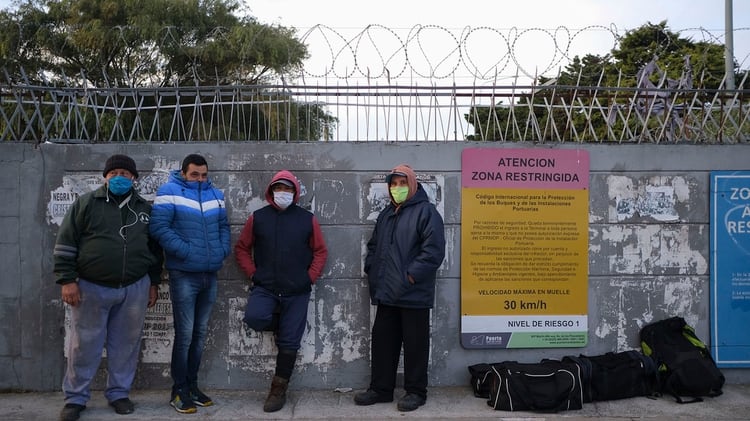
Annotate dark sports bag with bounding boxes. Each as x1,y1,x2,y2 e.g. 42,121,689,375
640,316,725,403
487,360,583,412
560,355,593,403
564,350,657,402
468,363,494,399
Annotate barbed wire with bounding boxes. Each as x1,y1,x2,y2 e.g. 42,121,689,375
294,24,750,82
3,23,748,85
5,24,750,84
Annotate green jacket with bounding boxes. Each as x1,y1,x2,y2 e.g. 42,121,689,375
54,184,163,288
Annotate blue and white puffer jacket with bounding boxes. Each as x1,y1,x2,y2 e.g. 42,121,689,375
150,169,231,272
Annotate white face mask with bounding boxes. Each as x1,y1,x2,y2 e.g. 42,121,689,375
273,191,294,209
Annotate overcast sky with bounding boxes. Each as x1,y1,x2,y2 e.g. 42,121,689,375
2,0,748,80
245,0,749,67
246,0,745,32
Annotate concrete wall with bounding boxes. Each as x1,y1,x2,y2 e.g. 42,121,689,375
1,141,748,392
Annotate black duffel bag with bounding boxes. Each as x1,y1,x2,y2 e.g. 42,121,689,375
487,359,584,412
564,350,658,402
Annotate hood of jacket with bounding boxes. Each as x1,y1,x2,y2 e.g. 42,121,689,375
265,170,301,209
386,164,418,206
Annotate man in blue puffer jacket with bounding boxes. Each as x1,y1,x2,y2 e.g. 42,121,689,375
150,154,231,414
354,164,446,412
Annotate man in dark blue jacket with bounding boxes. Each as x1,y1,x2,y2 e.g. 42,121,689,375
150,154,231,414
354,164,446,412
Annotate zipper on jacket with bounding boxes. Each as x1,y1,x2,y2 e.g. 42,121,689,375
389,211,400,245
199,184,212,272
117,194,133,288
121,240,127,288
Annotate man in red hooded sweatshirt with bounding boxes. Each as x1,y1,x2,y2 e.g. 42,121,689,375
234,170,328,413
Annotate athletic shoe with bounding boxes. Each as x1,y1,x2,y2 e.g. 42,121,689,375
170,391,197,414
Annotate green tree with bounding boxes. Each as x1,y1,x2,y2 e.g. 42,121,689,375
466,21,735,142
1,0,336,141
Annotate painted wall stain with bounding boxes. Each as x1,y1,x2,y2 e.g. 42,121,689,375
601,225,707,275
326,258,348,276
308,284,365,366
607,175,692,222
224,173,261,216
134,155,176,199
47,175,102,225
313,178,345,221
442,227,456,273
594,278,703,351
662,279,702,315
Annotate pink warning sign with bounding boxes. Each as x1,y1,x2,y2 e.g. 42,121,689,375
461,148,589,190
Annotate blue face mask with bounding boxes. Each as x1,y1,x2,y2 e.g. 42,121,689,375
108,175,133,195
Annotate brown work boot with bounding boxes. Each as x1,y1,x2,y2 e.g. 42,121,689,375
263,375,289,412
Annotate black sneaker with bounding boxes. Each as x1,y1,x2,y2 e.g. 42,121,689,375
59,403,85,421
170,390,197,414
189,387,214,407
109,398,135,414
353,389,393,406
397,393,426,412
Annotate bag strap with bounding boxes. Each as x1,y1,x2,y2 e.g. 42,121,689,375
662,374,704,404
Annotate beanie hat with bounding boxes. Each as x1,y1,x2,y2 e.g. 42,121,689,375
103,154,139,178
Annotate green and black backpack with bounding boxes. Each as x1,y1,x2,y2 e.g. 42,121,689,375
639,316,724,403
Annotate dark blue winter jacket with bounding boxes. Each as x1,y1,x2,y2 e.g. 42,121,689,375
364,184,446,308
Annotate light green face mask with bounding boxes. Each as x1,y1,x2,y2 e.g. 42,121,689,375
389,186,409,204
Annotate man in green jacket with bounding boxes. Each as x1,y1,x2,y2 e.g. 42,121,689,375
54,154,163,421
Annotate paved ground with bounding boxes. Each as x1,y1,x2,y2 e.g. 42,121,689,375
3,384,750,420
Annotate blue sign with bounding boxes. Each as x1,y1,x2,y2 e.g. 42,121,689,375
710,171,750,367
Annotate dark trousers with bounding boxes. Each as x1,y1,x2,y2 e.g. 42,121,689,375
369,304,430,399
243,286,309,352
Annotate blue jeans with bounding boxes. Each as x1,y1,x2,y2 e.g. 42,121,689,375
169,270,217,393
243,286,309,351
63,275,151,405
